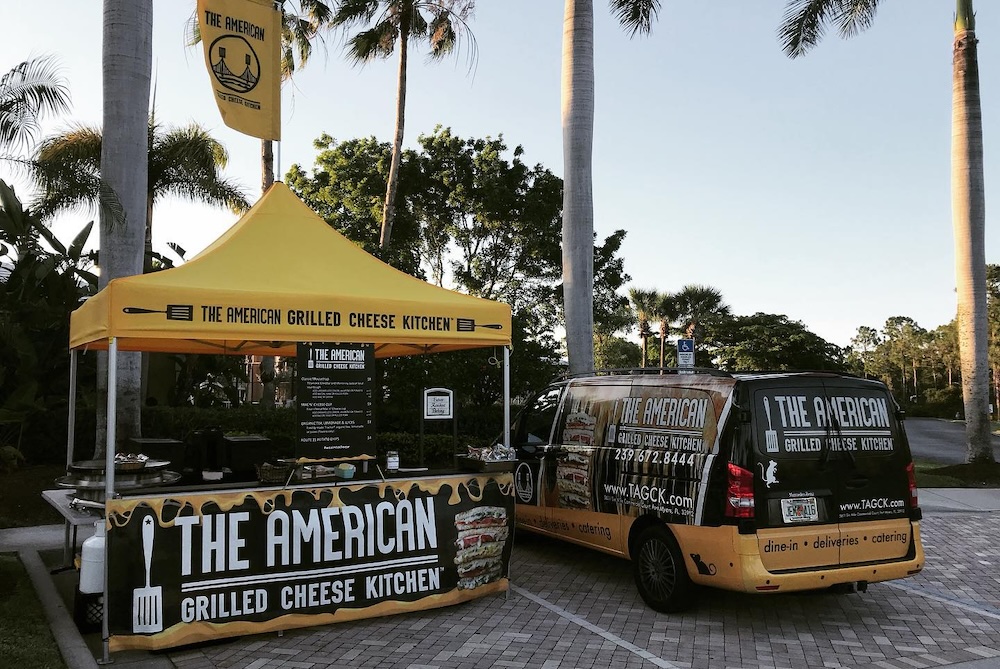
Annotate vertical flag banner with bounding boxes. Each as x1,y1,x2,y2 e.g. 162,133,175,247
197,0,281,140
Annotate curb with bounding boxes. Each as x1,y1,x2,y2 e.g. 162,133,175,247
20,549,99,669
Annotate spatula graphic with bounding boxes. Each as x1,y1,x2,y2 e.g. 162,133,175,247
132,515,163,633
763,397,779,453
456,318,503,332
123,305,194,321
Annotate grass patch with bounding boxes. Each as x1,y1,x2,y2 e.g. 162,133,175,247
0,464,65,529
914,460,1000,488
0,553,67,669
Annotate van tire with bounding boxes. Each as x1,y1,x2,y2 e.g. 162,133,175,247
632,526,696,612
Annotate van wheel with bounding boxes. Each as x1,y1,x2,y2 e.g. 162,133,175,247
632,526,696,612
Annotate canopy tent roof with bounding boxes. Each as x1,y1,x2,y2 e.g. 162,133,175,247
70,183,511,357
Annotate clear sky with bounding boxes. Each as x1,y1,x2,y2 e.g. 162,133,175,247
3,1,997,348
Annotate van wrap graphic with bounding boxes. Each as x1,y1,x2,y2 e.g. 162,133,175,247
551,379,731,525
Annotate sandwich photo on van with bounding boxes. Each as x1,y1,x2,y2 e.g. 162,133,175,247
510,370,924,612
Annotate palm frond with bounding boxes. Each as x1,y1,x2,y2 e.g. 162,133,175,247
778,0,869,58
833,0,880,39
609,0,661,37
0,56,71,151
347,22,399,63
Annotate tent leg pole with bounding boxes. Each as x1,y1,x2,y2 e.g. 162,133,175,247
503,347,511,448
62,350,78,566
101,338,117,665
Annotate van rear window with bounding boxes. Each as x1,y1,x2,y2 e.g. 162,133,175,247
755,387,898,458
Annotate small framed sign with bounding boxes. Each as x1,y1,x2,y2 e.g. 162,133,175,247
423,387,454,420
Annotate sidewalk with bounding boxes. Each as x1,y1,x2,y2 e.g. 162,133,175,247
4,489,1000,669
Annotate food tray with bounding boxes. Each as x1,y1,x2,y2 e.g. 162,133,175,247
457,456,516,473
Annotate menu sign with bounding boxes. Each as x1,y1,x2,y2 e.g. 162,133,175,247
296,342,375,460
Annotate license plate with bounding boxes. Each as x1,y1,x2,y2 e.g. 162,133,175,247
781,497,818,523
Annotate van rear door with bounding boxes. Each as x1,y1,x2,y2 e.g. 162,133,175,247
750,379,914,571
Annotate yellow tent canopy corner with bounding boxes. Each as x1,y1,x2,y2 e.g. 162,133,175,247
69,182,512,357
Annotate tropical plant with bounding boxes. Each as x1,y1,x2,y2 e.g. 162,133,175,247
652,291,677,368
562,0,660,376
777,0,991,463
0,55,70,153
0,179,97,465
672,284,730,346
329,0,476,250
31,117,250,272
628,287,658,367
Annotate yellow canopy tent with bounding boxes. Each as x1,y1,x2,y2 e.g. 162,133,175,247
66,182,513,500
70,182,511,356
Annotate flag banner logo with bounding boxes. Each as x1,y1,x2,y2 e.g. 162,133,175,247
197,0,280,140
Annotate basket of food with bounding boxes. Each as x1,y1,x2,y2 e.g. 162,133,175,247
256,461,295,484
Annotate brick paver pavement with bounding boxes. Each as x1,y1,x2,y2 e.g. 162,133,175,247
165,513,1000,669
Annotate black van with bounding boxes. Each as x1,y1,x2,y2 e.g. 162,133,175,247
510,370,924,611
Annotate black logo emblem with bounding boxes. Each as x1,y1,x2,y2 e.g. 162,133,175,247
209,35,260,94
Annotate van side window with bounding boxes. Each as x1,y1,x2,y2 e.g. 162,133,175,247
516,387,562,445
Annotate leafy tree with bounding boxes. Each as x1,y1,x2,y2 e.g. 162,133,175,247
0,56,70,153
778,0,991,463
592,229,633,368
847,325,881,378
286,134,428,275
561,0,660,375
881,316,927,402
713,313,845,372
329,0,475,249
31,117,250,273
288,129,575,408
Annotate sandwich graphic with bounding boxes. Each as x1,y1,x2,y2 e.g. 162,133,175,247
454,506,509,590
556,450,592,509
563,411,597,445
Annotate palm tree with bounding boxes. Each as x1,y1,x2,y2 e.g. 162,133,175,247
31,118,250,272
628,287,658,367
562,0,660,376
97,0,151,458
329,0,475,250
0,56,70,153
778,0,993,463
653,290,677,368
673,284,730,349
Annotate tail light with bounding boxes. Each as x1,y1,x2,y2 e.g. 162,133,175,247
905,461,919,509
726,462,755,519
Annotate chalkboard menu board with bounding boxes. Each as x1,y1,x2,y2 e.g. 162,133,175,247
295,342,375,460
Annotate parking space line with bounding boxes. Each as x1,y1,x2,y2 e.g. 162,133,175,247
885,581,1000,621
510,585,680,668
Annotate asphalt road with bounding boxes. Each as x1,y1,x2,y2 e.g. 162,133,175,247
904,416,1000,464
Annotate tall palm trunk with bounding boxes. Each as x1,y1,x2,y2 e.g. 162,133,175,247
259,139,277,408
96,0,152,457
562,0,596,375
952,0,993,463
380,11,411,249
